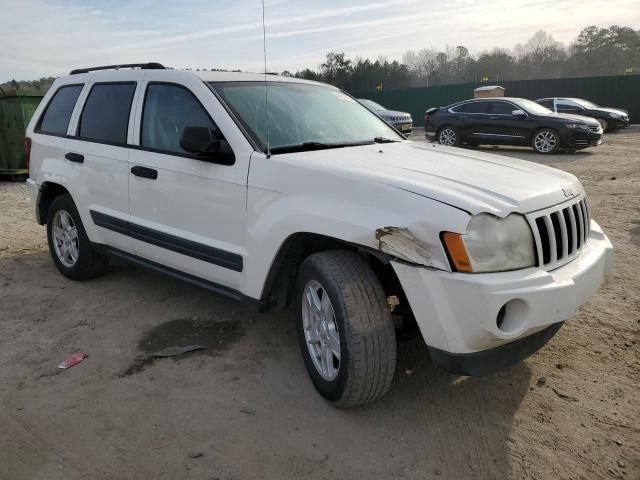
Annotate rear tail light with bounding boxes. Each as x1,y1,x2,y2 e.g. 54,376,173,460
24,137,32,170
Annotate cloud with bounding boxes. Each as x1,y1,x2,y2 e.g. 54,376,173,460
0,0,638,81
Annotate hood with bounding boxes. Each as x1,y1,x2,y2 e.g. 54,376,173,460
544,112,600,125
277,141,582,216
379,110,411,119
591,107,628,117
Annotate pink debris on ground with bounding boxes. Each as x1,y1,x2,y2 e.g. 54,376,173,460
57,352,89,369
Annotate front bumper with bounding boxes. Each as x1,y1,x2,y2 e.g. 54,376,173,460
391,121,413,134
566,130,602,148
392,221,613,373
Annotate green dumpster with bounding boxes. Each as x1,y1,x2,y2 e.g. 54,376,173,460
0,91,44,175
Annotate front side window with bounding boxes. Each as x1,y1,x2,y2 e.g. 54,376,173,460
37,85,83,135
210,82,402,152
489,101,516,115
452,101,489,114
141,83,222,155
78,83,136,144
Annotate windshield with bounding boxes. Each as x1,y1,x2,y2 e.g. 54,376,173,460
359,99,385,111
572,98,599,108
210,82,402,153
517,99,553,115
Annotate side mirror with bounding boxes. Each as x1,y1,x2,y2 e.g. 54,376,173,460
512,109,527,118
179,126,235,165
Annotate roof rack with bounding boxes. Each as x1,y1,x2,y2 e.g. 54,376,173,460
69,62,166,75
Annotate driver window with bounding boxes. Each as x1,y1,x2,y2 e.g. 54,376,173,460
141,83,223,155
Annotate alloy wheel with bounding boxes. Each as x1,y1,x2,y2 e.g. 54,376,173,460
439,128,457,146
534,131,557,153
301,280,341,381
52,210,79,267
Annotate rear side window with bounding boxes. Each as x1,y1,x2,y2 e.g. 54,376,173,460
452,102,488,114
538,99,554,109
78,83,136,144
141,83,222,155
37,85,83,135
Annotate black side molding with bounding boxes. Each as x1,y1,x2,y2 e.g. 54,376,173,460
428,322,563,376
89,210,243,272
94,244,244,301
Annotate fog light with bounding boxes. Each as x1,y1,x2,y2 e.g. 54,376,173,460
496,299,528,334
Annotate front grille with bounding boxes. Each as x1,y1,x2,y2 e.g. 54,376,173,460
528,197,591,269
587,125,600,133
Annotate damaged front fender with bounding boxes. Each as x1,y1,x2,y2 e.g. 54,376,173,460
375,226,433,267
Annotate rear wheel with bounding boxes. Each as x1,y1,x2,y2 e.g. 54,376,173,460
532,129,560,154
46,194,109,280
438,126,459,146
296,250,396,408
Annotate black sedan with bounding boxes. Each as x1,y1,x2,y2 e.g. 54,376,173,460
424,97,602,154
536,97,630,132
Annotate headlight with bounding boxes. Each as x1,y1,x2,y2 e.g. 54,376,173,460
609,112,622,119
442,213,536,273
565,123,588,129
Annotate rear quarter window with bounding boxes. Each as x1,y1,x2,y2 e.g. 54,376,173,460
37,85,83,135
78,83,136,144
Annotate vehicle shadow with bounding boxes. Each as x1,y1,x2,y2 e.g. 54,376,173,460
1,251,533,480
347,335,533,479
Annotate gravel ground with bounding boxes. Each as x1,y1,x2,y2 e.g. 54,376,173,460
0,130,638,480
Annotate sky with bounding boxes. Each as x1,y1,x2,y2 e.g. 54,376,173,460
1,0,639,82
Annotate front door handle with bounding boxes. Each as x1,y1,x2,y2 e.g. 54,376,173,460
131,166,158,180
65,152,84,163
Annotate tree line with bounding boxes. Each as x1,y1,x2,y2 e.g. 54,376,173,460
287,25,640,92
2,25,638,95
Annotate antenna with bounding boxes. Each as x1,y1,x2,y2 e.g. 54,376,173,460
261,0,271,158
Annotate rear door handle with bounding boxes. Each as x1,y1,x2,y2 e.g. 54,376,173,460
65,152,84,163
131,165,158,180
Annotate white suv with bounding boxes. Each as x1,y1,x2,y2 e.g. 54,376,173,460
26,63,614,407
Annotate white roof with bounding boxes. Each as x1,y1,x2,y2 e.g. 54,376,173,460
474,85,505,91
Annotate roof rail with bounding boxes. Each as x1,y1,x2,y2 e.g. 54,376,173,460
69,62,166,75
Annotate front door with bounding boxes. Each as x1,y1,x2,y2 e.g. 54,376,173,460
484,100,529,144
127,75,251,292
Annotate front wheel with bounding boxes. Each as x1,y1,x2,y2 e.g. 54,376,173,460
296,250,396,408
532,129,560,154
438,126,459,146
597,118,608,132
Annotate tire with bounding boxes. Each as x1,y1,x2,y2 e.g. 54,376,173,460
438,126,459,146
295,250,396,408
597,118,608,132
46,194,109,280
532,128,560,154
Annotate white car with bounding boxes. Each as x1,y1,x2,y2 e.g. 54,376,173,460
26,63,614,407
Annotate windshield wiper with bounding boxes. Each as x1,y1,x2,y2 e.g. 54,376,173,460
269,140,375,154
373,137,399,143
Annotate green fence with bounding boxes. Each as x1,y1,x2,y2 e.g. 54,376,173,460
353,75,640,126
0,91,44,174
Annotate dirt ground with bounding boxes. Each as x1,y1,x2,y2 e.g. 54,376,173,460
0,129,638,480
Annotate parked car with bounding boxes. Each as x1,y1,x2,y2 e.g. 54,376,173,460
26,64,613,407
425,97,603,154
535,97,630,132
358,98,413,134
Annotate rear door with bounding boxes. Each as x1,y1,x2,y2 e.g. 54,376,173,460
127,73,252,293
65,75,139,252
450,101,490,139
